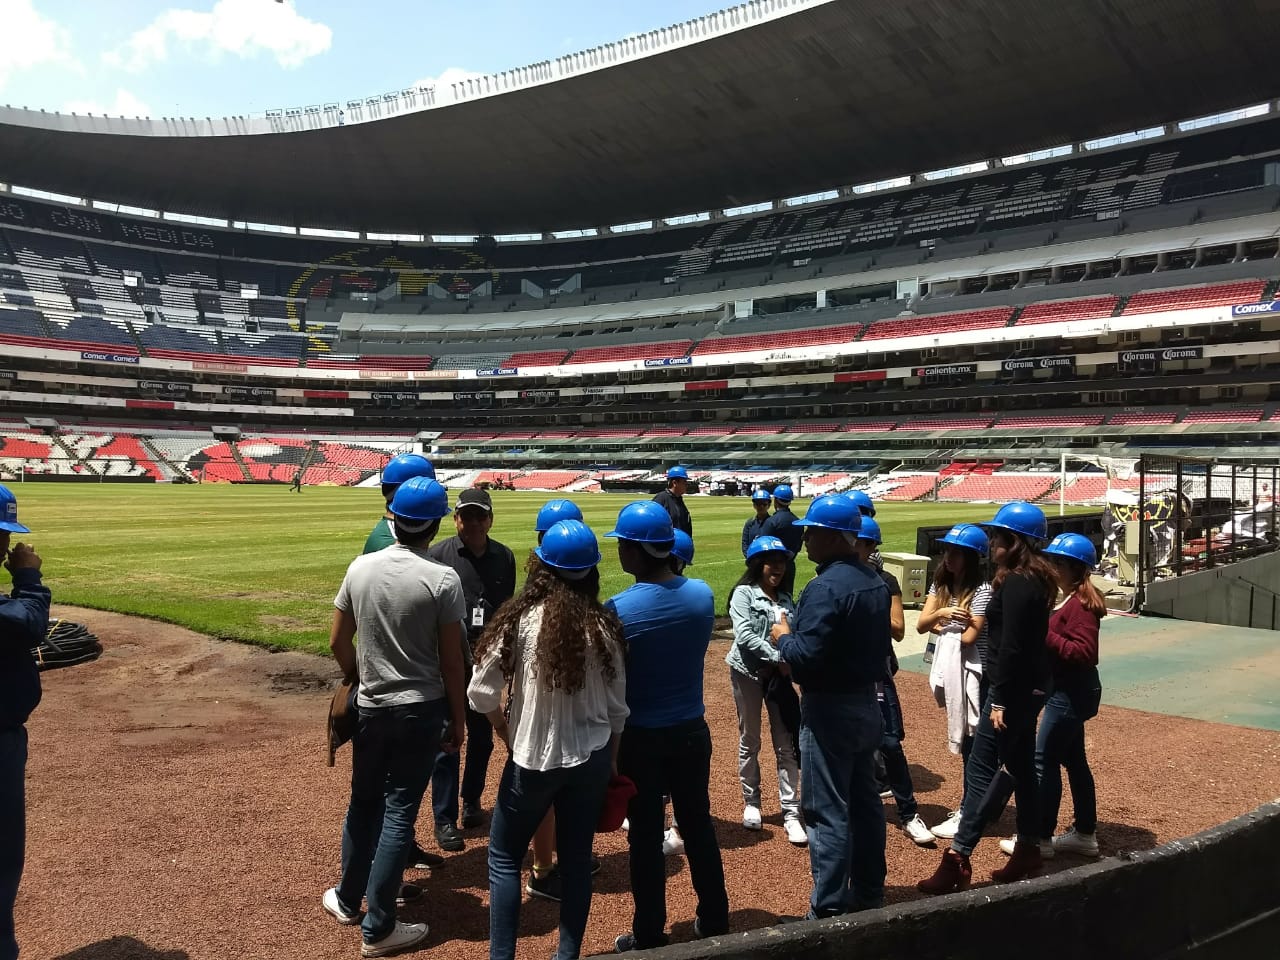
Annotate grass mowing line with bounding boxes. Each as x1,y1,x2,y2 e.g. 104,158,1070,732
13,484,1060,655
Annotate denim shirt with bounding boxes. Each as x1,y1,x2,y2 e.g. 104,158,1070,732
726,583,795,680
776,556,890,693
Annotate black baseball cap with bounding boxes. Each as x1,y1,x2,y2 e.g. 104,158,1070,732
457,488,493,512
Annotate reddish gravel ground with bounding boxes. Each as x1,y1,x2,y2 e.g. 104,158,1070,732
19,606,1280,960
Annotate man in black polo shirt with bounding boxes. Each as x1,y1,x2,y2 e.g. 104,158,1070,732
427,488,516,851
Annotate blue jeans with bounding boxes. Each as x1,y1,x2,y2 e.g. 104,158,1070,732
799,688,885,917
432,705,495,825
620,719,729,949
488,746,612,960
336,701,445,944
1036,684,1101,836
0,728,27,960
877,677,917,822
952,693,1045,856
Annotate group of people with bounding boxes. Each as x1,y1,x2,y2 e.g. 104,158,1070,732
324,455,1107,959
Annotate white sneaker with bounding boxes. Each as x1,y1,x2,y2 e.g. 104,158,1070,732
742,804,763,830
930,809,962,840
783,816,807,845
901,815,936,847
662,827,685,856
621,817,629,832
361,921,429,957
1052,827,1100,857
322,887,361,925
998,836,1054,858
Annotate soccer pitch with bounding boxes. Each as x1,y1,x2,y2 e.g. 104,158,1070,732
14,484,1013,655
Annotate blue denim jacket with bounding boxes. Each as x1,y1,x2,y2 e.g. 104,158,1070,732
725,583,795,680
777,557,889,692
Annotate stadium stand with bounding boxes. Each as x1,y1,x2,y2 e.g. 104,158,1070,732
937,473,1058,503
860,308,1013,341
1121,280,1269,315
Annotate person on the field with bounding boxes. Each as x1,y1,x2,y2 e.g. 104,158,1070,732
291,468,303,493
606,502,728,951
364,453,436,554
652,466,693,536
740,489,772,558
727,535,805,845
469,519,627,960
770,495,890,918
324,477,467,957
760,484,802,596
918,501,1056,894
0,485,49,960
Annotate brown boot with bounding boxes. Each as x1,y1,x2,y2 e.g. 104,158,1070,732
916,849,972,894
991,840,1043,883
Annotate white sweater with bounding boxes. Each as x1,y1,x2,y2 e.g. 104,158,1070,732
468,605,629,772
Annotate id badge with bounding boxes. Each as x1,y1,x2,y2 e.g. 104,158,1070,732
471,606,486,629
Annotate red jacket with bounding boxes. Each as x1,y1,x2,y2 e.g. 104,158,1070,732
1046,594,1101,690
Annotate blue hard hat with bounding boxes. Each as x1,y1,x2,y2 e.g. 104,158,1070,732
389,476,451,522
672,529,695,566
751,488,772,502
667,465,689,481
535,498,583,533
844,489,876,517
1043,532,1097,568
746,535,790,561
794,495,862,533
382,453,436,487
856,516,883,544
605,501,675,543
0,484,30,534
938,523,989,558
772,483,794,503
983,501,1048,541
535,519,601,573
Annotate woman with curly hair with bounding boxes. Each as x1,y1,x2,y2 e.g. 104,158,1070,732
468,519,628,960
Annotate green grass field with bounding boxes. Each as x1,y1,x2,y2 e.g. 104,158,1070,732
11,484,1011,656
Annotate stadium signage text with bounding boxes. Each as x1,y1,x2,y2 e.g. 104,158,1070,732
519,390,559,400
476,367,518,377
834,370,888,384
223,385,276,400
643,357,693,368
454,391,496,402
581,386,625,396
138,379,192,395
1231,301,1280,316
81,351,139,364
371,391,419,401
193,361,247,373
1119,347,1203,363
0,370,14,381
358,370,408,379
1000,355,1075,371
913,363,976,377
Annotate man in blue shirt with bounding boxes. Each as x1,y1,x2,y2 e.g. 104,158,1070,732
0,485,49,960
605,502,728,952
760,484,802,596
771,495,890,918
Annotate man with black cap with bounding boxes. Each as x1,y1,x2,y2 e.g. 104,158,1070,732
427,487,516,850
0,484,48,960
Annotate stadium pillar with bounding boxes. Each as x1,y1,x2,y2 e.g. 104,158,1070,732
1059,450,1066,517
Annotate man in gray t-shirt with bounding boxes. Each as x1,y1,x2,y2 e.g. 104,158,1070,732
325,477,468,955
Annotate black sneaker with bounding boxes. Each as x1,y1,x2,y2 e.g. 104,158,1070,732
615,932,668,953
407,844,445,870
461,803,486,829
395,883,423,907
526,867,562,903
434,823,465,852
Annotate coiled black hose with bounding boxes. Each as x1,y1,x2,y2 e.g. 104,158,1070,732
32,619,102,671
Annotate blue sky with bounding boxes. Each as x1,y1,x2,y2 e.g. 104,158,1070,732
0,0,732,118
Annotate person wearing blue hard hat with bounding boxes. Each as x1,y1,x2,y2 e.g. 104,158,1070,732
850,518,934,848
0,483,48,960
468,518,627,960
919,501,1057,895
535,498,584,536
652,466,693,537
768,493,891,918
998,532,1105,861
760,483,802,596
326,476,467,956
844,490,882,569
917,522,992,842
726,536,804,845
740,489,772,558
364,453,437,555
670,529,695,575
605,502,729,950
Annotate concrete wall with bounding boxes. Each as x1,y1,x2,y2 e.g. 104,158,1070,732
1144,550,1280,629
653,801,1280,960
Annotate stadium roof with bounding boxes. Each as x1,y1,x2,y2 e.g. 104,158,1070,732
1,0,1278,235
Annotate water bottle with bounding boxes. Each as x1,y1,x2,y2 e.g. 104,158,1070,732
923,636,936,664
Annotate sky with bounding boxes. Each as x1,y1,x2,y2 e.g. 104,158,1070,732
0,0,734,119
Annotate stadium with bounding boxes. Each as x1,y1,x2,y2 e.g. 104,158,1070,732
2,1,1279,958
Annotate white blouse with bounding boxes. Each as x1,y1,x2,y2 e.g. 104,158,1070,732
467,605,629,772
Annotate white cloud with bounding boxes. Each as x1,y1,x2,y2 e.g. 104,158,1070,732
105,0,332,72
413,67,485,92
63,88,152,118
0,0,78,94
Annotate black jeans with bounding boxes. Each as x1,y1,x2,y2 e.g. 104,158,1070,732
1036,684,1101,836
619,719,729,948
0,727,26,960
432,704,494,825
952,693,1045,856
877,676,917,822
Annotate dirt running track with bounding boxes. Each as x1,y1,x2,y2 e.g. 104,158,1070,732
20,606,1280,960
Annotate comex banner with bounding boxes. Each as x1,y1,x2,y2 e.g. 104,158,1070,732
1232,301,1280,317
